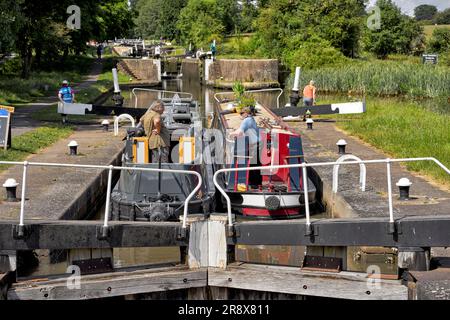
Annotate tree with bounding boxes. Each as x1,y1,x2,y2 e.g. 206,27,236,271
134,0,186,40
4,0,134,78
0,0,23,54
363,0,424,59
434,8,450,25
414,4,437,21
254,0,366,59
177,0,224,48
428,28,450,53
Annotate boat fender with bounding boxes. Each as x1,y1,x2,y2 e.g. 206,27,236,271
265,195,281,211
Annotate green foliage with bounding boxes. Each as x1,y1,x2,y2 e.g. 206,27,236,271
3,0,133,78
254,0,366,59
177,0,225,48
428,28,450,53
134,0,187,40
232,81,245,99
283,36,349,70
414,5,438,21
434,8,450,25
363,0,425,59
236,94,256,113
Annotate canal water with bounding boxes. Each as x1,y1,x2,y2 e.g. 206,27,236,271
21,65,324,278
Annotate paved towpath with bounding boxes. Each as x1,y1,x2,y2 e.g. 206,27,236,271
10,59,103,137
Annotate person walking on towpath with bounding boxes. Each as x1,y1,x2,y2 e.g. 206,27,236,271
140,100,170,163
303,80,316,107
97,43,103,59
58,80,75,104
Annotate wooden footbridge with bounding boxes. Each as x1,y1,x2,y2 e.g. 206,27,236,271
1,157,450,300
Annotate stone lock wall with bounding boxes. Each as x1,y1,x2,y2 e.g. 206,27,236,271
117,59,160,82
207,59,279,88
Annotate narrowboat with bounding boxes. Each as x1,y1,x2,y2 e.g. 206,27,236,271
110,92,215,222
212,91,317,219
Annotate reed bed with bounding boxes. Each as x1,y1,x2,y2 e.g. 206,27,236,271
298,61,450,98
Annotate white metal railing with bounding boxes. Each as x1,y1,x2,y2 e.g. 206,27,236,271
332,155,366,193
213,157,450,232
114,114,136,136
131,88,193,108
0,161,202,235
214,88,284,109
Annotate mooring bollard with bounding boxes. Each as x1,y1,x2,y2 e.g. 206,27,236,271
396,178,412,200
306,118,314,130
336,139,347,155
102,120,110,132
3,178,19,202
68,140,78,156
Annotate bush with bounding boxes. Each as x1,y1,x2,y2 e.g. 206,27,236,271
428,28,450,53
282,37,349,71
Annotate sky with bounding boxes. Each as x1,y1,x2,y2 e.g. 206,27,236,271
368,0,449,16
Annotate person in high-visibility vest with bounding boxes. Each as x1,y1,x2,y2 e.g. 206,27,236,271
58,80,75,104
302,80,316,107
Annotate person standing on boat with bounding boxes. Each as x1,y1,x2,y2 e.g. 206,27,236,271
229,106,262,187
141,100,171,163
303,80,316,106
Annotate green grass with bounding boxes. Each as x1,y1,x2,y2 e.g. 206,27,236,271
74,57,131,104
0,125,74,170
331,98,450,186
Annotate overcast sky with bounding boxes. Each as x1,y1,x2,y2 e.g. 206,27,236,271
368,0,449,16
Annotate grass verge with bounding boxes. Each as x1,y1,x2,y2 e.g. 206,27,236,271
330,98,450,187
0,125,74,171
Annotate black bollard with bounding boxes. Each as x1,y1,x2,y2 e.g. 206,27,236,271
3,178,19,202
68,140,78,156
336,139,347,155
396,178,412,200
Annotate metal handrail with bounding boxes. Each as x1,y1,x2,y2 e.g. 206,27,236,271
131,88,193,108
214,88,284,109
0,161,202,234
213,157,450,232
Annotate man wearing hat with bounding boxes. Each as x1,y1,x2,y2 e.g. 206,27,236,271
58,80,75,104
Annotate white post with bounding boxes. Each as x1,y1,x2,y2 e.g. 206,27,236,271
293,67,301,91
19,161,28,226
112,68,120,93
103,166,114,228
142,39,145,50
302,165,311,229
386,159,394,223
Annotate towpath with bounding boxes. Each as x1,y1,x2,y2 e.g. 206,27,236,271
10,59,104,137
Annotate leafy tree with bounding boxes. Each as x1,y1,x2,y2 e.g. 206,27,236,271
363,0,424,59
0,0,23,54
134,0,187,40
428,28,450,53
238,1,259,33
177,0,224,48
414,4,438,21
4,0,134,78
254,0,366,59
217,0,240,34
434,8,450,25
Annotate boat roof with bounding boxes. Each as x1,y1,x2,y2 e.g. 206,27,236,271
218,101,294,135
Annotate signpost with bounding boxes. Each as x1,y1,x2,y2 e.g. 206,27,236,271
422,54,438,65
0,105,14,150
